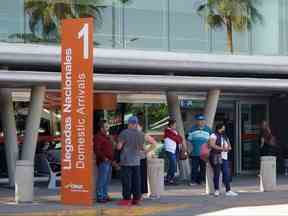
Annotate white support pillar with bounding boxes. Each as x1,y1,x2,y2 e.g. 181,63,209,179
166,92,190,181
204,89,221,194
21,86,46,162
0,89,18,187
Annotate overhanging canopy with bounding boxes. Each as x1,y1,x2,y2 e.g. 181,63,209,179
1,43,288,77
0,70,287,92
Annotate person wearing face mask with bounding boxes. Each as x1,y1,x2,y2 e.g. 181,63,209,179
209,123,238,197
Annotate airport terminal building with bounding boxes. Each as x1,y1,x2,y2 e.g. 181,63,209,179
1,0,288,185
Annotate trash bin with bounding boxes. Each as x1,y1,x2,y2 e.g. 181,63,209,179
147,158,164,199
260,156,276,192
15,160,34,203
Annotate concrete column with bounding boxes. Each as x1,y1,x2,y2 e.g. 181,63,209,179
21,86,46,162
204,89,220,194
166,92,190,181
50,109,56,136
0,89,18,187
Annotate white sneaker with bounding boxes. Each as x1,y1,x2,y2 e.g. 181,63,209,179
225,191,238,196
214,190,220,197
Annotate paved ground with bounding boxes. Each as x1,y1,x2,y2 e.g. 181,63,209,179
1,176,288,216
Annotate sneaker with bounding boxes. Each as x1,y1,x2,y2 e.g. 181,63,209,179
189,182,197,186
97,199,107,203
117,199,131,206
214,190,220,197
105,196,113,202
131,199,141,205
225,191,238,196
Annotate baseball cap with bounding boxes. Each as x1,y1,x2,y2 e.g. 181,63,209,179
194,113,206,121
128,116,138,125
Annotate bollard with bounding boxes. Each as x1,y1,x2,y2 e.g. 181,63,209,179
15,160,34,203
147,158,164,199
260,156,276,192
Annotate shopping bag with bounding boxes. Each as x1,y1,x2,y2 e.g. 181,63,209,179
200,143,210,161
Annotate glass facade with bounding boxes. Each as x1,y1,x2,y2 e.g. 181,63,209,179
0,0,287,56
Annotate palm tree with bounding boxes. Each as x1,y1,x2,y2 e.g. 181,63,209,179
24,0,106,41
197,0,263,54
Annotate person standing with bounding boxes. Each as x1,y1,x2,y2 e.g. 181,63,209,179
209,123,238,196
137,123,157,197
164,119,183,185
260,121,277,156
117,116,145,206
187,114,212,186
94,120,114,203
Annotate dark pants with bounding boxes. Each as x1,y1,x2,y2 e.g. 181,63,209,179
121,166,141,200
166,151,177,181
211,159,231,192
140,158,148,194
190,156,206,184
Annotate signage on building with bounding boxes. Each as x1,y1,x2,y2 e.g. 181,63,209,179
61,18,94,205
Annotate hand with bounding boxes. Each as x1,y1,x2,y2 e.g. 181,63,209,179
222,147,229,152
112,161,121,171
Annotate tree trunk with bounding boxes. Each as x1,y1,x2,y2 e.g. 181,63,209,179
226,18,234,54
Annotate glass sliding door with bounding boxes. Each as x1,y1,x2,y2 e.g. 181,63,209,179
239,103,268,173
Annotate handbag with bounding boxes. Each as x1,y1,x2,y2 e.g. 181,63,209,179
179,146,188,160
200,143,210,161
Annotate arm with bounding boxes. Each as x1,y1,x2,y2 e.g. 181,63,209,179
208,137,223,151
165,128,182,144
116,140,125,150
145,134,157,153
94,140,106,161
260,137,265,148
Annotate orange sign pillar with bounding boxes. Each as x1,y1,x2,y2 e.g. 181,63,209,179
61,18,94,205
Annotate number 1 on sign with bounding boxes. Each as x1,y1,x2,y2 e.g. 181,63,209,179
78,23,89,59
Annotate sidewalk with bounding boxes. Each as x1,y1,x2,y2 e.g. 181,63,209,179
1,176,288,216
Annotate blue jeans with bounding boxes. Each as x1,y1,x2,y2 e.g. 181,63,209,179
166,151,177,181
96,161,112,200
211,159,231,192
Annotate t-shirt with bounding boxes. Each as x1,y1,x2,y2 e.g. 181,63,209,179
187,125,212,156
210,133,228,160
118,128,145,166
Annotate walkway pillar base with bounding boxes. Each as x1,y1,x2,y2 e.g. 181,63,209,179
166,92,190,181
0,89,18,187
204,89,220,194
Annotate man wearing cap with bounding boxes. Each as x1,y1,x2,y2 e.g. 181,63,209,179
187,114,212,185
116,116,145,206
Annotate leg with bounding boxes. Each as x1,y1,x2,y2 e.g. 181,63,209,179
210,162,221,191
221,160,231,192
170,153,177,181
121,166,132,200
190,156,200,184
103,162,112,199
132,166,141,201
199,159,206,184
96,162,109,201
166,151,173,181
140,158,148,194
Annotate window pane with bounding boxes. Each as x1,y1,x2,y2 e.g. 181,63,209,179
124,0,168,50
212,29,249,54
170,0,209,53
0,0,24,42
252,0,280,55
